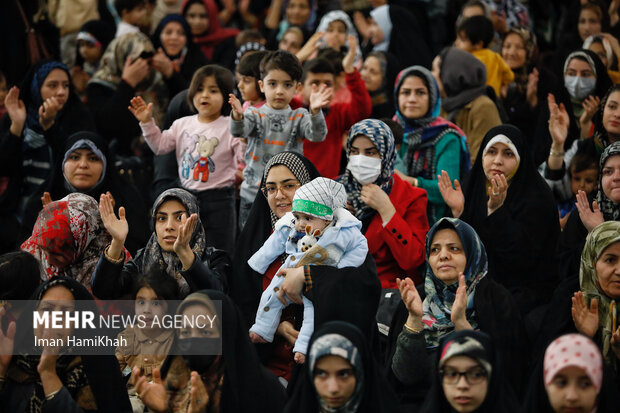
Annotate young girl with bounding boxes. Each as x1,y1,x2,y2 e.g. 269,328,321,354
236,50,267,110
129,65,244,254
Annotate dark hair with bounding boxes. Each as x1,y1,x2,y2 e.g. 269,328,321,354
595,84,620,134
458,15,494,48
235,29,265,48
301,58,336,83
580,2,603,23
317,48,344,73
260,50,303,82
379,118,404,147
236,50,269,100
0,251,41,301
114,0,146,15
132,269,180,313
187,65,235,114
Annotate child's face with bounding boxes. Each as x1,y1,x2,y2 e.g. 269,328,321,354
546,366,598,413
40,69,70,109
236,72,260,104
325,20,347,51
259,69,299,110
78,40,102,65
302,72,335,105
293,211,330,233
454,32,474,52
192,75,224,122
570,166,598,195
135,286,168,328
185,2,209,35
123,3,149,27
160,21,187,57
279,31,303,55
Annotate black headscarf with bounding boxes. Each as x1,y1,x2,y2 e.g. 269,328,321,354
385,5,432,70
365,51,400,119
284,321,399,413
160,289,286,412
563,49,613,101
419,330,519,413
74,19,115,69
461,124,560,313
5,276,131,413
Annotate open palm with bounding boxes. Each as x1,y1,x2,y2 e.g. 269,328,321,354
99,193,128,244
437,170,465,218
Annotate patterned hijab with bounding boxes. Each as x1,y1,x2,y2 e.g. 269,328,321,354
595,141,620,221
21,193,110,286
142,188,206,297
339,119,396,221
579,221,620,367
422,218,487,349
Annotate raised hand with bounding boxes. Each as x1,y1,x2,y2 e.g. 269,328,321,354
121,56,150,89
580,95,600,137
548,94,569,147
487,173,508,215
571,291,599,338
38,96,62,131
100,193,128,244
152,48,174,78
5,86,26,136
188,371,209,413
296,31,324,63
0,307,16,377
128,96,153,124
228,93,244,120
294,352,306,364
41,192,53,208
361,184,394,219
174,213,197,271
437,170,465,218
396,277,423,331
450,273,473,330
342,34,358,74
526,68,539,108
576,190,604,233
309,84,332,114
353,12,370,40
133,366,167,413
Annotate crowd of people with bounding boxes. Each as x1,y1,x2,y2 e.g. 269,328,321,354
1,0,620,411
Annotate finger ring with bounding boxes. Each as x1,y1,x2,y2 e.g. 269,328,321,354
492,192,499,196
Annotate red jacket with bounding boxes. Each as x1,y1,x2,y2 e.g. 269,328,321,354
299,70,372,178
365,174,429,288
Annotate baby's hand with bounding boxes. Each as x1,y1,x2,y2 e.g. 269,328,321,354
294,352,306,364
228,93,244,120
128,96,153,124
249,331,267,343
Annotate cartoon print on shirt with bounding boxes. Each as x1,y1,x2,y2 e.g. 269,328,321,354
181,151,194,179
269,114,285,132
193,135,219,182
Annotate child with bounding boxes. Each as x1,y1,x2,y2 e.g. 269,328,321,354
72,20,115,97
236,50,268,110
114,0,148,38
295,35,372,179
455,15,514,97
116,270,178,413
247,178,368,363
228,50,330,229
129,65,244,254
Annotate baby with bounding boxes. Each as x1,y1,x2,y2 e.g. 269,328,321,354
247,177,368,363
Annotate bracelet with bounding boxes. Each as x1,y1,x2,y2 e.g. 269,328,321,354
549,149,564,157
403,323,423,334
46,388,61,400
104,245,124,264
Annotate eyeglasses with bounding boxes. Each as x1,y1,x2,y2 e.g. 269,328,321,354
440,367,487,385
261,181,301,198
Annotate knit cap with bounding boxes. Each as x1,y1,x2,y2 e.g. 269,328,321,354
292,177,347,220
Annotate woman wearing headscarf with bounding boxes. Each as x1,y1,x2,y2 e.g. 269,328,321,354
284,321,400,413
91,188,231,299
151,14,209,97
0,276,132,412
386,218,525,408
181,0,239,70
72,20,116,98
20,193,113,288
360,51,399,119
433,47,502,163
339,119,429,288
392,65,471,225
522,333,620,413
132,289,287,412
19,131,149,256
419,330,520,413
86,31,168,156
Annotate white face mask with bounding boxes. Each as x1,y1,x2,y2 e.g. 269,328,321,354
564,75,596,101
347,155,382,185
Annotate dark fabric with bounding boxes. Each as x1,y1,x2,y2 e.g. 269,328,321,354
74,19,115,69
284,321,400,413
460,124,560,314
160,290,287,413
386,5,432,70
367,51,400,120
557,195,589,281
439,47,488,119
194,186,236,254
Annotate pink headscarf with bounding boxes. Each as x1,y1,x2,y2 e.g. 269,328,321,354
543,334,603,393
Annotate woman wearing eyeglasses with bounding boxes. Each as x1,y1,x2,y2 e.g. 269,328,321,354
386,218,526,409
419,330,519,413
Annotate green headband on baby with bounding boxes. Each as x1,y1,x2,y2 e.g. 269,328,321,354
292,199,333,217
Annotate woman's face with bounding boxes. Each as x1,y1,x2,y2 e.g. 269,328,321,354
428,228,467,284
501,33,527,70
78,39,102,65
601,154,620,203
40,69,70,110
578,9,602,41
602,91,620,139
482,142,518,180
565,58,596,79
595,241,620,299
135,286,168,328
441,356,488,413
360,56,383,93
349,135,381,159
63,148,104,190
279,30,303,54
179,303,220,338
286,0,311,26
185,3,209,36
161,21,187,57
34,285,76,342
589,41,609,68
398,75,430,119
313,355,356,409
155,199,189,252
546,366,598,413
264,165,301,218
325,20,347,50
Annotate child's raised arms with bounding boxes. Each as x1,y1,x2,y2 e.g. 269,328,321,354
228,93,244,120
128,96,154,124
309,84,333,114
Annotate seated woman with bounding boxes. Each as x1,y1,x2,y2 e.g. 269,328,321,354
340,119,429,287
392,66,471,224
419,330,519,413
0,276,132,412
387,218,525,408
21,131,149,255
91,188,231,299
439,124,560,314
21,193,113,287
284,321,399,413
132,289,287,412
